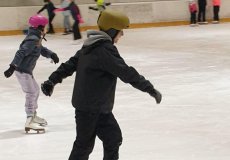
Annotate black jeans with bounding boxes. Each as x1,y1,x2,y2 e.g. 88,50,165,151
198,5,206,22
73,21,82,40
190,12,197,24
69,110,122,160
213,6,220,21
48,14,55,33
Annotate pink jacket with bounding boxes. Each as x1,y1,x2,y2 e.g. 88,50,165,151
213,0,221,6
189,2,197,13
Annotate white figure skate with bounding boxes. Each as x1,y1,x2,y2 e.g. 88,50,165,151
25,116,45,134
33,112,48,126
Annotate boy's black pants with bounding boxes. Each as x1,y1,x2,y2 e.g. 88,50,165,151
69,110,122,160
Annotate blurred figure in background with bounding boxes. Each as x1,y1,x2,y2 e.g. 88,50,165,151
61,0,72,35
212,0,221,23
54,0,83,44
38,0,57,34
188,0,198,27
197,0,208,24
89,0,111,12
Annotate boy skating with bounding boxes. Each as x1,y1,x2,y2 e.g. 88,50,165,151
41,10,161,159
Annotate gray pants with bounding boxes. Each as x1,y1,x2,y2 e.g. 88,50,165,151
64,15,71,31
15,71,39,117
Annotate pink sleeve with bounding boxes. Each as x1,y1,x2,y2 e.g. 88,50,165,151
53,8,65,13
77,14,84,23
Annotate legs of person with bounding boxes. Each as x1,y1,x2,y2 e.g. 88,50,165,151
68,110,98,160
66,16,72,31
198,5,202,22
97,113,122,160
48,14,55,33
202,6,206,22
193,12,197,24
191,12,196,24
216,6,220,21
213,6,220,21
190,13,193,24
63,16,68,33
15,72,39,117
73,21,82,40
63,16,71,33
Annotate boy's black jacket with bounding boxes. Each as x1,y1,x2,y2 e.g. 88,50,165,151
49,31,155,113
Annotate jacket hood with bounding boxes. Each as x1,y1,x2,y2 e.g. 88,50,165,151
83,30,112,47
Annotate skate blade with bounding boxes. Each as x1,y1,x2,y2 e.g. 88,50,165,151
25,127,45,134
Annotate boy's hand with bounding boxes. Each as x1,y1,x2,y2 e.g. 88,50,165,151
51,53,59,64
149,89,162,104
41,80,55,96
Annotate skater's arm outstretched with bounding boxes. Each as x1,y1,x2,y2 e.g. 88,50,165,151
99,45,162,104
37,4,47,14
41,51,80,96
40,47,59,64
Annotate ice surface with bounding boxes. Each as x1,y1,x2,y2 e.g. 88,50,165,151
1,23,230,160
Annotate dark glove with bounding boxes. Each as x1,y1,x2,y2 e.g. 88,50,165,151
4,64,16,78
41,80,55,96
105,2,111,6
149,89,162,104
88,6,98,11
51,53,59,64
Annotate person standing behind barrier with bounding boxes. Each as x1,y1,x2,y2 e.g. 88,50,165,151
212,0,221,23
61,0,72,34
189,0,198,27
198,0,208,24
38,0,57,34
54,0,83,44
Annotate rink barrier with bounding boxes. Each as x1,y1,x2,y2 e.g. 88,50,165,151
1,18,230,36
1,0,230,35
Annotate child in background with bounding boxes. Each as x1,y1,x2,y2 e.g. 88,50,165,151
61,0,72,34
4,14,59,133
212,0,221,23
198,0,208,24
89,0,111,11
54,0,83,44
189,0,198,27
38,0,57,34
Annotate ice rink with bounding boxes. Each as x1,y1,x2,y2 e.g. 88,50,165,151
1,23,230,160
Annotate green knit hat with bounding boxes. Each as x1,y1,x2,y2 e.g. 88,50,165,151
97,10,130,31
